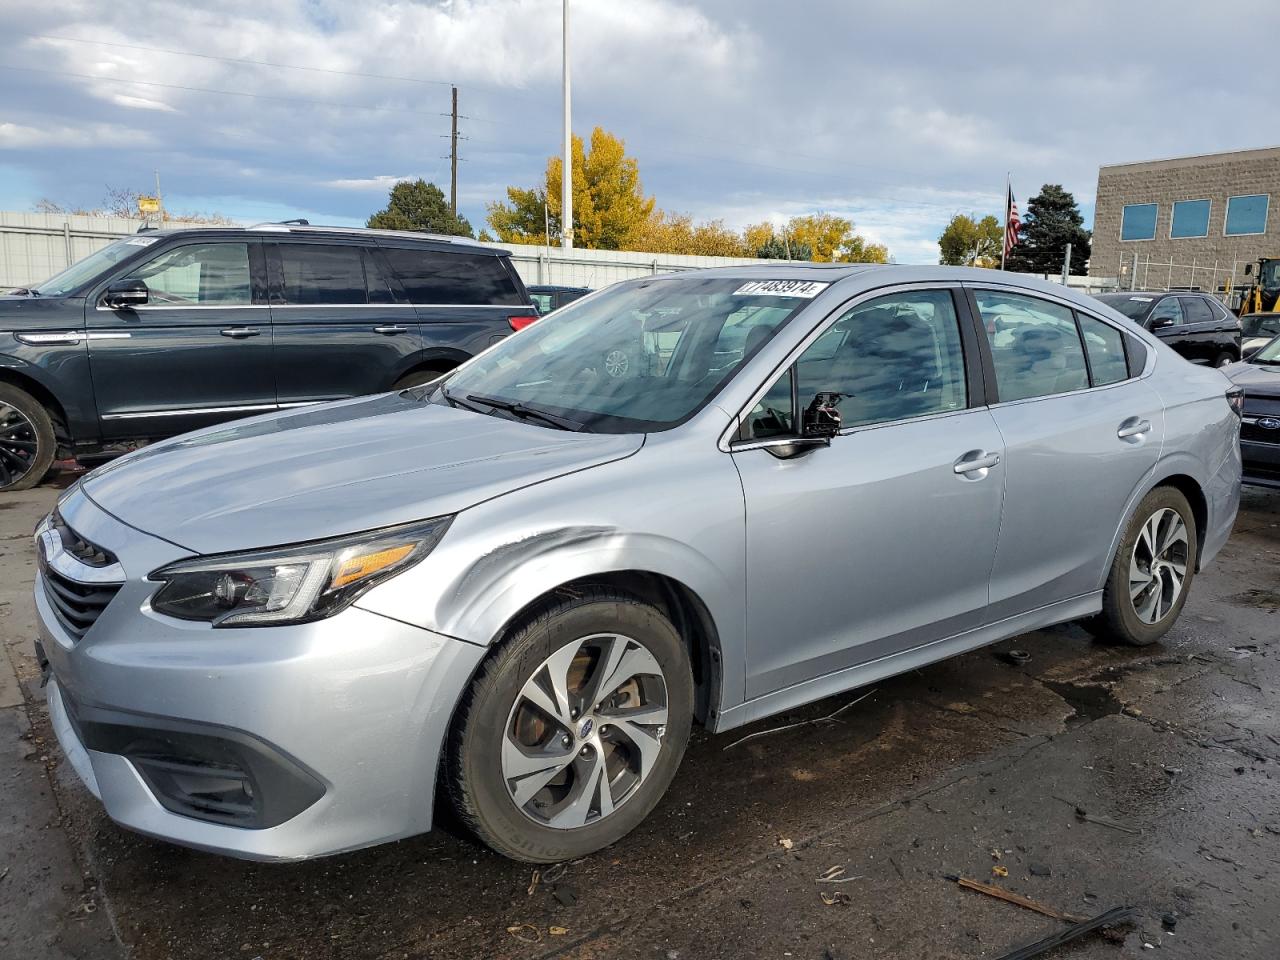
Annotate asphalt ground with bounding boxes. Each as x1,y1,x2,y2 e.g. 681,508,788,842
2,476,1278,959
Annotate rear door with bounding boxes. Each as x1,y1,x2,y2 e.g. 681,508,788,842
268,241,425,404
1180,295,1236,363
379,246,535,363
967,287,1164,622
1146,297,1194,359
86,237,276,439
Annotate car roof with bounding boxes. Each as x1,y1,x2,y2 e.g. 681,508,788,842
132,223,505,256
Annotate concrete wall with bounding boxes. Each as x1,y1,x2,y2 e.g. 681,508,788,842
1091,146,1280,293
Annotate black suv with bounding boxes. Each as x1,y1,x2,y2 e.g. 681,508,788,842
0,224,538,490
1093,291,1241,367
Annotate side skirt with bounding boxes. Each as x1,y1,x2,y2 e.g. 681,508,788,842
714,591,1103,733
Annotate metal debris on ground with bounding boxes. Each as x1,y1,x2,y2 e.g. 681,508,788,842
992,865,1009,878
549,926,569,936
816,865,864,884
820,891,852,906
1000,650,1032,665
993,906,1136,960
507,924,542,943
527,869,540,896
944,875,1086,924
722,690,877,750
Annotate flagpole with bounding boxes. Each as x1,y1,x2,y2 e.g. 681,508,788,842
1000,172,1010,271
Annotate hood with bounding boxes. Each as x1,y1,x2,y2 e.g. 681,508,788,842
81,393,643,554
1224,360,1280,397
0,294,82,326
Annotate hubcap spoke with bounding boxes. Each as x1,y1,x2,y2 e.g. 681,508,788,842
607,716,665,778
1130,508,1189,625
503,738,576,807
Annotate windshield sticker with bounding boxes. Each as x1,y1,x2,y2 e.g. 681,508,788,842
733,280,829,299
124,237,159,246
1128,296,1153,302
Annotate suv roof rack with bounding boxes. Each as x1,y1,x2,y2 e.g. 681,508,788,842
243,222,486,247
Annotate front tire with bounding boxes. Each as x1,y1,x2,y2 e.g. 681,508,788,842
1212,351,1236,368
1086,487,1197,646
446,587,693,863
0,384,56,492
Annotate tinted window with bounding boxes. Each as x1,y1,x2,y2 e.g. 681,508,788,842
975,291,1089,402
530,292,554,314
1180,297,1214,325
128,242,251,305
1148,298,1184,326
277,244,367,305
1225,195,1269,236
1170,199,1210,238
746,290,967,435
1077,313,1128,386
1126,336,1148,377
1121,203,1158,241
363,249,397,304
383,248,522,305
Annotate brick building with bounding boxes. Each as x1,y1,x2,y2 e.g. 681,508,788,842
1090,145,1280,293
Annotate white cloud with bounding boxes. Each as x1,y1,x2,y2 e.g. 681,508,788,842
0,121,155,149
326,175,415,191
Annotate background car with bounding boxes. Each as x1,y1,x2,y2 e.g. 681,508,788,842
0,223,538,491
1240,312,1280,357
528,284,591,315
1223,333,1280,487
1094,290,1241,366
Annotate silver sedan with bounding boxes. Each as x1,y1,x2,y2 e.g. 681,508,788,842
35,265,1240,863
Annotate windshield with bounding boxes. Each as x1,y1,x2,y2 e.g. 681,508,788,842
1261,260,1280,288
439,276,823,432
1254,336,1280,364
1242,314,1280,339
33,237,156,297
1095,293,1155,320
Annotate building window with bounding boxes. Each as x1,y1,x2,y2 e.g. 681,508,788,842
1170,199,1210,239
1120,203,1158,241
1225,194,1270,236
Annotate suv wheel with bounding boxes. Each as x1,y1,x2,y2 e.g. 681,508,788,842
447,587,693,862
1086,487,1197,646
0,384,56,492
1212,351,1236,368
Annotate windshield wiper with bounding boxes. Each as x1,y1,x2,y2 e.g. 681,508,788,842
461,392,586,432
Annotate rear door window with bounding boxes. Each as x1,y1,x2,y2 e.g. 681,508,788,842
1179,296,1215,325
276,244,368,305
974,291,1089,402
382,248,523,305
1076,313,1129,386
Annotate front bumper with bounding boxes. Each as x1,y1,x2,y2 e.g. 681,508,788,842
37,489,486,861
1241,438,1280,489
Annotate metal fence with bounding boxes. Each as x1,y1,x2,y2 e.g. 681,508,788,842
1108,251,1253,302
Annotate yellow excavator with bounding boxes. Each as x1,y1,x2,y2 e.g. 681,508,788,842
1227,257,1280,315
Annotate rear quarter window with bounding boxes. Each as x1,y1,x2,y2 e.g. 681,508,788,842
382,248,523,306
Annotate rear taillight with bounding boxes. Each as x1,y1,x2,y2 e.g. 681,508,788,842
508,315,538,331
1226,385,1245,419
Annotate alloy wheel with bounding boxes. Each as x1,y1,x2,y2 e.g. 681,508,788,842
0,402,40,489
502,633,668,829
603,349,630,378
1128,507,1189,624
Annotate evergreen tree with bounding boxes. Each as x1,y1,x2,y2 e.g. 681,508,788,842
367,180,473,237
1005,184,1090,275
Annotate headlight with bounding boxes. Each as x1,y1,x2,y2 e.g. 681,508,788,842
149,517,452,627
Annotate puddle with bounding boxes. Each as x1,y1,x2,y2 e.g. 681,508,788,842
1042,679,1124,727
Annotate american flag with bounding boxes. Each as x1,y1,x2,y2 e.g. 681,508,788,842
1003,183,1021,262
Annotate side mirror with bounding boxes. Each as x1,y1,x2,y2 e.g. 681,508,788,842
103,279,148,309
1244,263,1254,276
802,392,843,439
1149,316,1174,330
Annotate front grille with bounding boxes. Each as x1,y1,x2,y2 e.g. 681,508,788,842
50,510,117,567
41,566,122,640
1242,421,1280,445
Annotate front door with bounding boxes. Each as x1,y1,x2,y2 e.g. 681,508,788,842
968,288,1164,621
267,241,425,404
733,287,1005,699
86,239,276,439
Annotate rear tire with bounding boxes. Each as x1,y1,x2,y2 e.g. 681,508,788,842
0,384,56,492
1085,487,1197,646
1212,351,1236,368
446,587,693,863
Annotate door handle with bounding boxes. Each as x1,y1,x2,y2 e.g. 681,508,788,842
220,327,261,339
1117,418,1152,440
953,450,1001,475
373,325,409,335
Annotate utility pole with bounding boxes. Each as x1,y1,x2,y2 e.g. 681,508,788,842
450,86,459,217
561,0,573,248
1061,242,1072,285
154,169,164,223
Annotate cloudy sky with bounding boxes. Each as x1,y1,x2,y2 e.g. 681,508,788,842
1,0,1276,263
